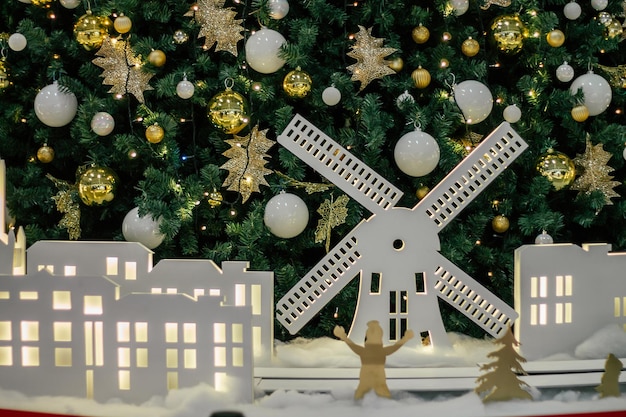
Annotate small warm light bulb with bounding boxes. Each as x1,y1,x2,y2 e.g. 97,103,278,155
615,108,622,114
475,240,481,245
115,94,124,100
496,97,503,104
47,11,56,19
200,225,207,231
348,33,355,40
439,58,449,68
333,307,339,319
442,32,452,42
487,271,494,277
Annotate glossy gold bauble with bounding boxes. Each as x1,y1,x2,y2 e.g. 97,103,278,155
571,104,589,122
492,214,510,233
77,166,119,206
31,0,54,6
412,25,430,44
546,29,565,47
411,66,431,89
113,14,133,34
145,124,165,144
490,14,528,55
461,37,480,57
416,185,430,200
536,150,576,190
73,11,113,51
208,190,223,208
36,145,55,163
283,67,313,98
388,57,404,72
606,19,624,38
207,88,250,134
0,59,10,90
148,49,167,67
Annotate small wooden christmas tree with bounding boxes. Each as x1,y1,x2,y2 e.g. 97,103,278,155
596,353,623,398
475,327,533,403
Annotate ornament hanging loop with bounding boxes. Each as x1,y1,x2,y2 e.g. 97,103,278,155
224,77,235,90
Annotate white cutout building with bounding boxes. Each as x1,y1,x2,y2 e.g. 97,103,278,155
515,242,626,360
0,159,25,276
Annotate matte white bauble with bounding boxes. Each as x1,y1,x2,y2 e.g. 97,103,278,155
59,0,81,8
591,0,608,10
449,0,469,15
90,112,115,136
122,207,165,249
322,86,341,106
269,0,290,19
503,104,522,123
453,80,493,124
34,81,78,127
556,61,574,82
263,192,309,239
245,28,287,74
8,33,27,51
394,129,440,177
563,2,582,19
176,79,195,99
569,71,612,116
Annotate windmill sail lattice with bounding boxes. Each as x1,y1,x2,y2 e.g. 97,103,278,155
276,115,527,345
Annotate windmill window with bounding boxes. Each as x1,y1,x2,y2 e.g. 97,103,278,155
370,273,381,294
393,239,404,251
415,273,425,293
389,291,397,314
400,291,408,313
389,318,397,341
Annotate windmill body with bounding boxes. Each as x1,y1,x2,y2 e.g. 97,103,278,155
276,114,527,348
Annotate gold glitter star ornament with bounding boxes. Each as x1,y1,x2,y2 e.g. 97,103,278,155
571,136,620,206
346,26,398,91
92,37,154,103
185,0,244,56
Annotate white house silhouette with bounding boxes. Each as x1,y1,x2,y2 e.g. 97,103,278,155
0,159,25,276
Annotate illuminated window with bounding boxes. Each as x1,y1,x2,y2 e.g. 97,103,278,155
253,327,261,351
53,322,72,342
214,372,226,392
166,288,177,294
125,262,136,280
183,323,196,344
136,348,148,367
117,322,130,342
22,346,39,366
555,303,564,324
135,322,148,342
193,289,205,298
55,348,72,366
232,347,243,367
84,296,103,315
214,323,226,343
53,291,71,310
184,349,196,369
106,257,118,275
539,276,547,298
0,346,13,366
530,304,537,325
165,323,178,343
151,288,162,294
0,321,11,341
19,291,38,300
209,289,220,296
251,285,262,315
615,297,621,318
232,323,243,344
539,304,547,325
167,372,178,390
119,370,130,390
64,266,76,276
38,265,54,274
166,349,178,368
564,302,572,323
214,347,226,367
0,291,9,299
530,277,537,298
235,284,246,306
118,347,130,367
21,321,39,341
555,275,573,297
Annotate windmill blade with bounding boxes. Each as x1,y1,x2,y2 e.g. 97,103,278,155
416,122,528,230
276,229,363,335
432,255,518,338
278,114,403,216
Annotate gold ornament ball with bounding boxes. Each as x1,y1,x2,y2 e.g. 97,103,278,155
73,11,113,51
207,89,250,134
462,37,480,57
411,66,431,89
113,14,133,34
536,150,576,190
36,145,55,163
283,67,313,98
0,59,10,91
571,104,589,122
388,57,404,72
490,14,528,55
546,29,565,47
208,191,223,208
412,25,430,44
606,19,624,38
145,124,165,144
77,166,119,206
148,49,167,67
416,185,430,200
492,214,510,233
31,0,54,6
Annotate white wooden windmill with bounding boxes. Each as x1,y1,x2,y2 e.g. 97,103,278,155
275,114,528,348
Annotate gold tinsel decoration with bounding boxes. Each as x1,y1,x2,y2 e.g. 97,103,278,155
481,0,512,9
347,26,398,91
46,174,81,240
275,171,334,194
185,0,244,56
598,64,626,89
220,125,275,203
570,135,621,206
315,194,349,253
92,37,154,103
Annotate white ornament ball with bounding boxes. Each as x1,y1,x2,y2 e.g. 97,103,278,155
245,28,287,74
263,192,309,239
591,0,608,10
17,0,31,3
396,90,415,109
569,71,612,116
453,80,493,125
122,207,165,249
535,230,554,244
8,33,27,51
503,104,522,123
556,62,575,82
34,81,78,127
322,85,341,106
269,0,290,19
563,2,582,19
394,129,440,177
59,0,81,8
449,0,469,15
176,79,195,99
91,112,115,136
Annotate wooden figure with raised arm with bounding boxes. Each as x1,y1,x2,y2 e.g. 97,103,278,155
334,320,414,399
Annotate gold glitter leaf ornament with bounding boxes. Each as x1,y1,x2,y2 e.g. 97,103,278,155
92,37,154,103
185,0,244,56
346,26,397,91
47,174,81,240
220,125,275,203
315,194,349,253
571,135,621,206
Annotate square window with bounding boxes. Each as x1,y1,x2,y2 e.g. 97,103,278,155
0,346,12,366
54,322,72,342
0,321,11,341
55,348,72,366
21,321,39,342
84,296,103,315
53,291,71,310
22,346,39,366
